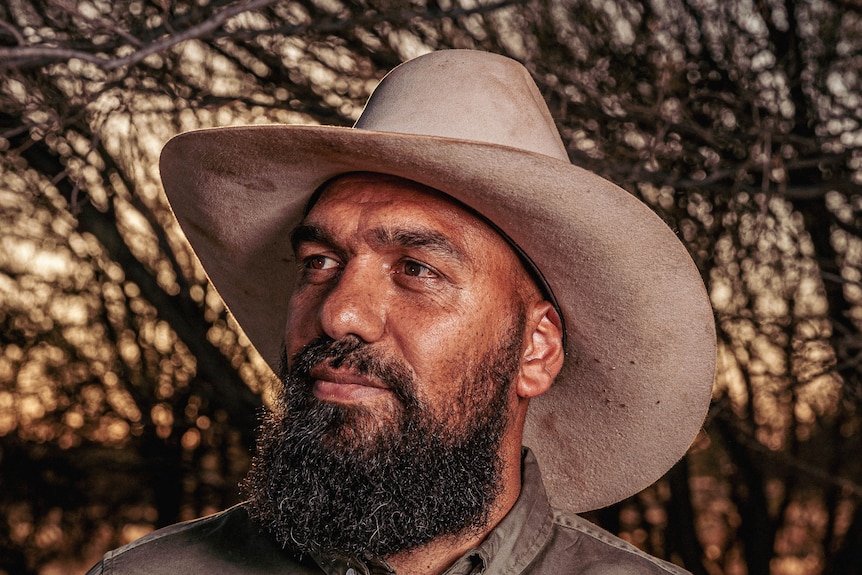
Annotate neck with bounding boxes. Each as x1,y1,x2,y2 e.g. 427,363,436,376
384,536,483,575
384,442,523,575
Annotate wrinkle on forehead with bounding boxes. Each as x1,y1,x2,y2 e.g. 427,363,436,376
314,173,502,247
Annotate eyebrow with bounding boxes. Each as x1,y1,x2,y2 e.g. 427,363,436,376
368,226,468,264
290,223,467,265
290,224,335,252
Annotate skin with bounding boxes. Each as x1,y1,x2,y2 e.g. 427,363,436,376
284,173,565,575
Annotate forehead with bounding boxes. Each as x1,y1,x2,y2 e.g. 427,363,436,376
305,173,513,254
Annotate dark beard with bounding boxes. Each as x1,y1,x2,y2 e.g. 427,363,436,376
243,318,524,561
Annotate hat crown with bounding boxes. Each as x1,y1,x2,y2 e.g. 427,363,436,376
354,51,569,162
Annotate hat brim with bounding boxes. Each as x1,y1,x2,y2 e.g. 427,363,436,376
160,124,716,513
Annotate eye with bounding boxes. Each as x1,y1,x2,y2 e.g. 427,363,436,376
399,260,437,278
304,255,339,270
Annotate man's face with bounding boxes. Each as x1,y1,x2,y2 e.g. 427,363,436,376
284,173,531,438
244,173,533,558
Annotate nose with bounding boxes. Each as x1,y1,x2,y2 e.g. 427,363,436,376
318,259,386,343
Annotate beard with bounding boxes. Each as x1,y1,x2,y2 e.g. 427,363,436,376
243,316,524,561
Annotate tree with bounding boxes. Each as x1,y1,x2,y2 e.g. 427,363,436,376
1,1,861,573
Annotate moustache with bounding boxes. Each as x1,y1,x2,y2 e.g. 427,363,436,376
283,336,418,407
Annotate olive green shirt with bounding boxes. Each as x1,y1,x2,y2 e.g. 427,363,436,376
87,450,691,575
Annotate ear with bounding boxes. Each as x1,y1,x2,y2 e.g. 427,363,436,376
516,301,565,399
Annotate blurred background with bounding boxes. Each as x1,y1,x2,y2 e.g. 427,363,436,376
1,0,861,573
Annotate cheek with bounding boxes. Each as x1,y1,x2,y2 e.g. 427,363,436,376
284,291,320,357
391,302,503,380
426,288,521,376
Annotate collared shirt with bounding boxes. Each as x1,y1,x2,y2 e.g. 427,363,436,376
87,450,691,575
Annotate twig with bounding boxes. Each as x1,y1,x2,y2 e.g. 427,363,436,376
0,18,26,45
0,0,527,71
102,0,280,70
0,0,280,70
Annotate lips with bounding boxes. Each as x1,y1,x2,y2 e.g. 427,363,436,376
309,364,391,403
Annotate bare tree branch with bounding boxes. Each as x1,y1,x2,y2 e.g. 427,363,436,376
0,0,528,71
0,18,26,45
0,0,281,70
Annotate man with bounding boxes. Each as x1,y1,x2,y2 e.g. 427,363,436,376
88,50,715,575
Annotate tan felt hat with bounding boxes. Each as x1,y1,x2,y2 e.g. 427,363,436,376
160,49,716,513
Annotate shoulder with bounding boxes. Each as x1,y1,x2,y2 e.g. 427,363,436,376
534,509,692,575
85,504,315,575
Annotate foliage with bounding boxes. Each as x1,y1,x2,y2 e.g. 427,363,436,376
1,0,862,573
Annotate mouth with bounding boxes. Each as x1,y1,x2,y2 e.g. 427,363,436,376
309,365,391,404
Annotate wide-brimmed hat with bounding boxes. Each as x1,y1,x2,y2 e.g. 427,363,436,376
160,49,715,513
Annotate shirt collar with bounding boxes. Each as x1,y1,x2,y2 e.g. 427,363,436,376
459,448,555,575
313,553,395,575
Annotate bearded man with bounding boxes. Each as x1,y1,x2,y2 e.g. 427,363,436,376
87,50,715,575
